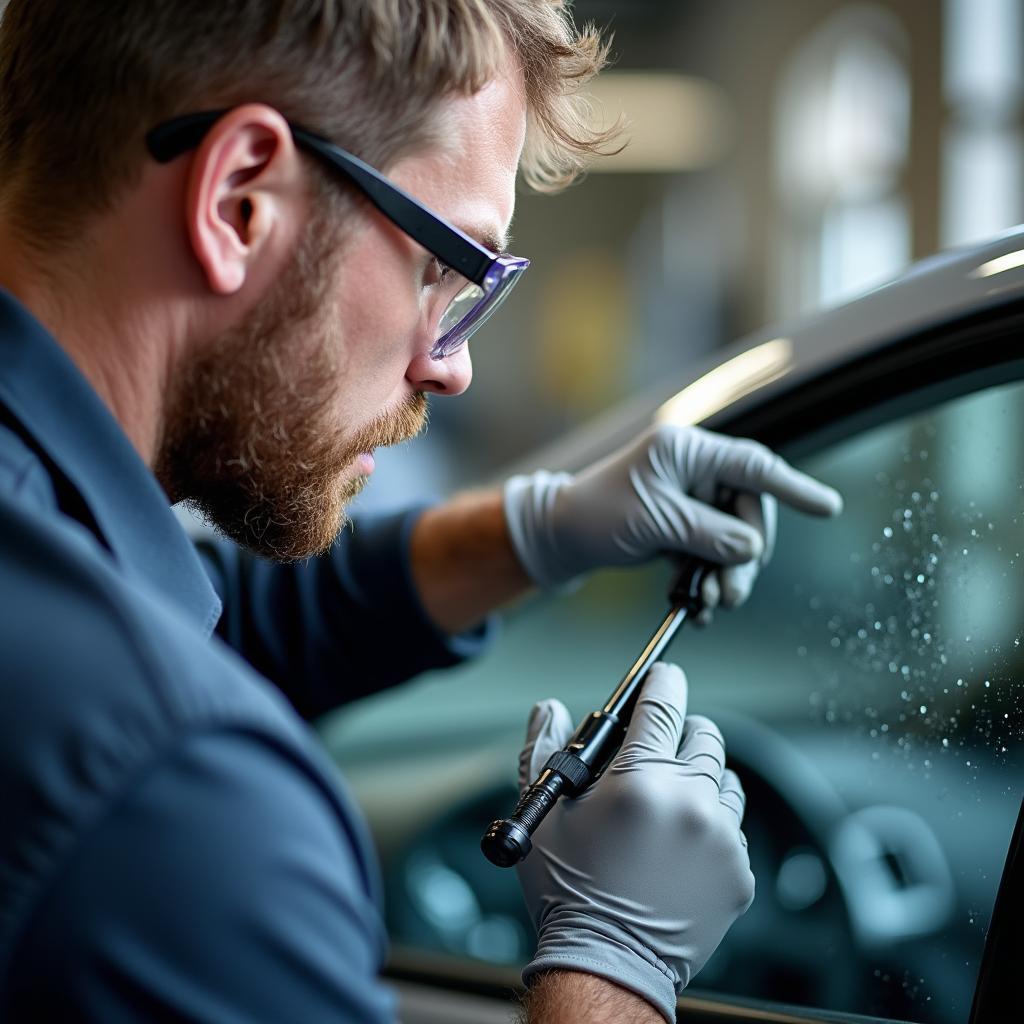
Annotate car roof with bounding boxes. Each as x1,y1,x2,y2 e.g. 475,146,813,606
514,224,1024,474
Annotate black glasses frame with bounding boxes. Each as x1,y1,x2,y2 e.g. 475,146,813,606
145,109,496,285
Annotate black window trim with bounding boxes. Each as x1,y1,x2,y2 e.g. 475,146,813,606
717,297,1024,457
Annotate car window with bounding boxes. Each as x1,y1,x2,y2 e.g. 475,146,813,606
324,375,1024,1024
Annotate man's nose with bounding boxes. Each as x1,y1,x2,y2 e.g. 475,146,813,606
405,344,473,396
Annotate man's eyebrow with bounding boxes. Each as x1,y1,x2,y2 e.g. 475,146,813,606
460,224,511,255
484,229,511,254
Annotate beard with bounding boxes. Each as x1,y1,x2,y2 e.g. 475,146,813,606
156,218,428,562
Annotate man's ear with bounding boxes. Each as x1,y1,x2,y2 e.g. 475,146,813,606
185,104,304,295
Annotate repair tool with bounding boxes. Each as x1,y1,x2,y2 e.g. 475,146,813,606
481,556,714,868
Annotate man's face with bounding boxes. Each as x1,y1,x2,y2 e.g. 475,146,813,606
158,71,527,560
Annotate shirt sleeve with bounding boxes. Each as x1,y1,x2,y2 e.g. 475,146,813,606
4,730,397,1024
199,505,495,719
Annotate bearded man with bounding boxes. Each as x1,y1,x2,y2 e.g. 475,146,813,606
0,2,841,1022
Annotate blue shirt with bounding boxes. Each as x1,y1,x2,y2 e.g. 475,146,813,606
0,291,490,1021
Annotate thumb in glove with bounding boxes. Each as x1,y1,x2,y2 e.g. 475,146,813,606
519,698,575,791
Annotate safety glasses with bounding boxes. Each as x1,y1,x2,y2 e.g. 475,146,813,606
146,110,530,359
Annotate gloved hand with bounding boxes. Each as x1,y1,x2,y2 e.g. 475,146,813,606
516,663,754,1023
504,423,842,610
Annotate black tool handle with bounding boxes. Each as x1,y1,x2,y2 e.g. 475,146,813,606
481,712,619,867
481,769,566,867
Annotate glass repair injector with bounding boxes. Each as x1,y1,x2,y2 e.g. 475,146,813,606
481,557,714,868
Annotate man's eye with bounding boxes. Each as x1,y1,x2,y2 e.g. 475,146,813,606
429,257,454,284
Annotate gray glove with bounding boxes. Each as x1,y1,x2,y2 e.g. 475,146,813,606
516,663,754,1023
504,423,842,608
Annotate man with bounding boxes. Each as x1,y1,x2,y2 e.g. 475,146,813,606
0,2,841,1022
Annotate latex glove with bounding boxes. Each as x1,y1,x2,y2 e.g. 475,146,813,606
504,423,842,609
516,663,754,1023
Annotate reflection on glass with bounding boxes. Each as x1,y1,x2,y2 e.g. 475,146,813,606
969,248,1024,279
656,338,793,427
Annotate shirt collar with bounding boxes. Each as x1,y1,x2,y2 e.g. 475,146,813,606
0,290,222,636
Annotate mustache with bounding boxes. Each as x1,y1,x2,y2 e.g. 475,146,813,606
348,392,429,453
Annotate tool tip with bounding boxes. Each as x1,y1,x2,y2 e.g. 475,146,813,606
481,819,533,867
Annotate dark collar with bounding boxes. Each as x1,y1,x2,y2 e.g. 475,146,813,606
0,290,221,636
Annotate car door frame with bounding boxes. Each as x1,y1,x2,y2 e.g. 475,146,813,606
385,294,1024,1024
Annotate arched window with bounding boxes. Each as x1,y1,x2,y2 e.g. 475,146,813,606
941,0,1024,245
773,6,911,317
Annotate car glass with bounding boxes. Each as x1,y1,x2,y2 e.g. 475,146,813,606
325,376,1024,1024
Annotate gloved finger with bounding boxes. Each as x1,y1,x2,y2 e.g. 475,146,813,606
718,768,747,826
694,606,715,628
733,492,776,565
719,560,758,609
710,437,843,518
720,493,777,607
700,570,721,612
620,662,688,756
519,699,575,791
674,497,765,565
677,713,726,789
695,572,717,627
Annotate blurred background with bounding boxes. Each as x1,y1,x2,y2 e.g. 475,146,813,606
360,0,1024,506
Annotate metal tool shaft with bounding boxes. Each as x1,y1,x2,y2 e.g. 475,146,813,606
604,604,688,719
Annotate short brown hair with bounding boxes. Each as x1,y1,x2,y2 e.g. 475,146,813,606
0,0,614,248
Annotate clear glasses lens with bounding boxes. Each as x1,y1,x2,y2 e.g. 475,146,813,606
436,281,485,337
459,270,521,334
431,270,526,358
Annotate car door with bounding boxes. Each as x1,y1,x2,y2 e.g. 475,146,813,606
323,289,1024,1024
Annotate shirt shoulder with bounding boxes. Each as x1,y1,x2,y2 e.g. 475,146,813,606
3,729,395,1023
0,494,385,995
